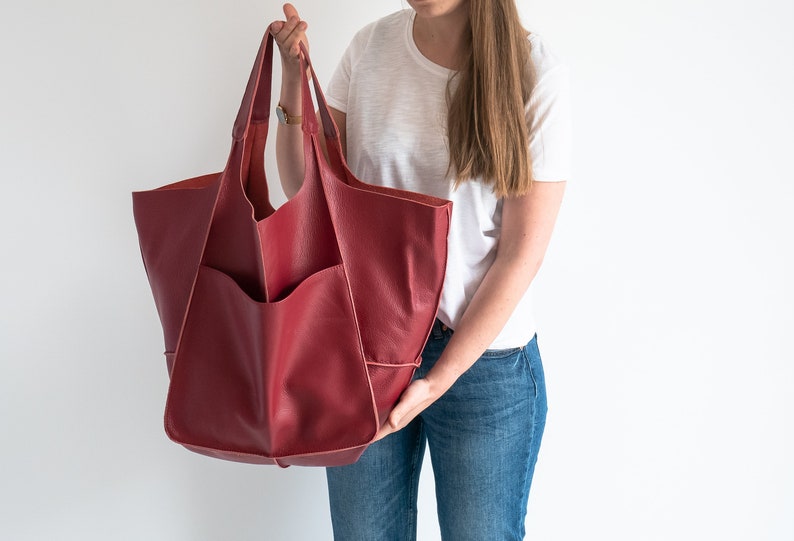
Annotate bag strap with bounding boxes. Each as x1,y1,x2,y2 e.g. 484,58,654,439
232,31,275,141
297,42,341,143
231,31,343,141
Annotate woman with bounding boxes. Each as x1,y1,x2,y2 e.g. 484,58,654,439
270,1,570,539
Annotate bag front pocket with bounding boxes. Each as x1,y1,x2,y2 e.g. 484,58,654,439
165,263,378,462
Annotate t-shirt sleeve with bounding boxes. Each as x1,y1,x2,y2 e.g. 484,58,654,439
325,45,353,113
526,64,573,182
325,23,375,114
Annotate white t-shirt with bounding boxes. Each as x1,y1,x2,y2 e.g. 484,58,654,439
325,9,572,349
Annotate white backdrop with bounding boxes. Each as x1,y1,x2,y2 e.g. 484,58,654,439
1,0,792,539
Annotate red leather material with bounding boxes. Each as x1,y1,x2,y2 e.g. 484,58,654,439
132,31,451,466
132,172,221,372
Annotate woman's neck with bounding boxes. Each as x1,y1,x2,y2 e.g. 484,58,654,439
412,7,470,70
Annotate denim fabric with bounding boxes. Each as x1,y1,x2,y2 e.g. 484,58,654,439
326,320,548,540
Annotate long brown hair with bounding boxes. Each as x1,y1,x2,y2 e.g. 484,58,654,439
447,0,535,197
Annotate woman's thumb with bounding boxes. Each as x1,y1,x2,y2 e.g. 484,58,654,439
283,3,299,20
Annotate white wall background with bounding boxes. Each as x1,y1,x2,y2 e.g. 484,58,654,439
1,0,791,539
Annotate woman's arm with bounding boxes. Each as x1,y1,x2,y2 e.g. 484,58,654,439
271,4,307,199
271,4,347,199
376,180,567,438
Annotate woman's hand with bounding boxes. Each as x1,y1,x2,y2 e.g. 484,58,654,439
374,375,454,441
270,3,308,77
375,379,436,441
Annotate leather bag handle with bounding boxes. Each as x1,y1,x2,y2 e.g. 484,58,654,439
297,41,342,144
231,32,342,146
232,31,275,141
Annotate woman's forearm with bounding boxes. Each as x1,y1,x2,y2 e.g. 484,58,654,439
425,252,543,393
275,71,306,199
424,181,567,395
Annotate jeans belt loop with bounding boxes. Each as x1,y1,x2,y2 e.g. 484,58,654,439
432,319,444,340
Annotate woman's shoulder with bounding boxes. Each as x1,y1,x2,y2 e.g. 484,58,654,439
347,9,411,50
527,33,569,86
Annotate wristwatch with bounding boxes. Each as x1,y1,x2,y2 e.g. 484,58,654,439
276,104,302,126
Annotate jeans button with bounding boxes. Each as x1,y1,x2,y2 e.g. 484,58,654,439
441,324,448,332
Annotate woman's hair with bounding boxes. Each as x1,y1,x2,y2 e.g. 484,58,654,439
447,0,535,198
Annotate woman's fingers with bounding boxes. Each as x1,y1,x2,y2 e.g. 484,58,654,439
271,18,306,55
283,2,300,21
270,3,309,62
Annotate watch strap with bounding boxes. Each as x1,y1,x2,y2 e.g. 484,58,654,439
277,104,302,125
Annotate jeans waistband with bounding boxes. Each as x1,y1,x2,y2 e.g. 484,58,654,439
430,318,453,340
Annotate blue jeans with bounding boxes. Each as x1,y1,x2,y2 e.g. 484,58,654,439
326,319,548,540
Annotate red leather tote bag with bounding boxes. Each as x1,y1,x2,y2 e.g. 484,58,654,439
132,31,452,467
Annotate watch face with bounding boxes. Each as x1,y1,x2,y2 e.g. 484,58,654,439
276,106,287,125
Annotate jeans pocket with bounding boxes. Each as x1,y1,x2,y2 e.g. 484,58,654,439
480,346,523,359
521,335,547,408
